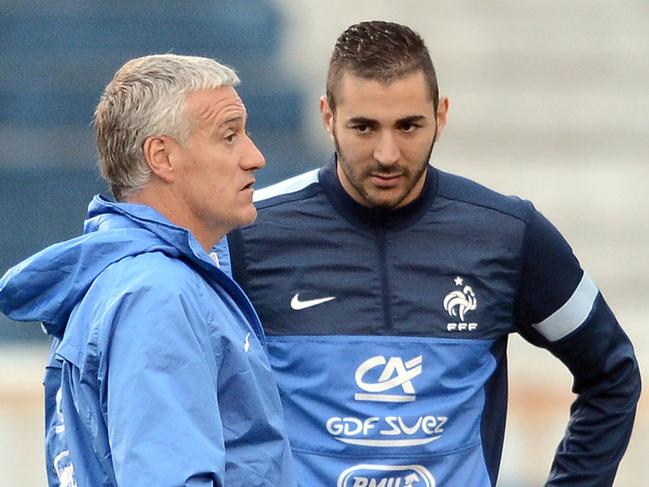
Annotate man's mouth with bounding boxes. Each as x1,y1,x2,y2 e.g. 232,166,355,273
370,173,402,188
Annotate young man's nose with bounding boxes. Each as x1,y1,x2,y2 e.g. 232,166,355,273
373,131,400,166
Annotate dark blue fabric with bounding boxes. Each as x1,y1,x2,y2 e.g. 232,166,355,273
228,157,640,486
515,205,584,329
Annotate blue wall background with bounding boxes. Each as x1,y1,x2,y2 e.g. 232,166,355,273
0,1,319,340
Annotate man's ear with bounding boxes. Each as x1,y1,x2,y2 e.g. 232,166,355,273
319,96,335,143
143,135,175,182
435,96,450,138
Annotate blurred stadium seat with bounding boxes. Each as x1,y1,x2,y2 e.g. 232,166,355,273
0,1,318,342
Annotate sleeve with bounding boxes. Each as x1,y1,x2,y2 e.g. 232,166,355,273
43,337,68,487
103,285,226,486
514,205,641,487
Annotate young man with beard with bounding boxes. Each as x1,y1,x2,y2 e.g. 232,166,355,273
226,21,640,486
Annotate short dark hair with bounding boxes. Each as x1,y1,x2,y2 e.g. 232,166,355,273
326,20,439,112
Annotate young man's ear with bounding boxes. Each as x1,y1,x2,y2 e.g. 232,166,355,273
319,96,335,143
143,135,175,182
435,96,450,138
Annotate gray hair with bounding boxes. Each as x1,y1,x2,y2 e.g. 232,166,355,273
94,54,240,201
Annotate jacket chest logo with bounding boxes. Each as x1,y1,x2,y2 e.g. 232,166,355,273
290,292,336,310
354,355,422,403
443,276,479,332
325,355,448,447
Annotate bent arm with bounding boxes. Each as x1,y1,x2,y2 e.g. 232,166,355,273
541,294,640,485
515,206,641,486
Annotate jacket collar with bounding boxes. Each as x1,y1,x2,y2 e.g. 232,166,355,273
318,154,438,232
0,195,231,338
85,195,207,259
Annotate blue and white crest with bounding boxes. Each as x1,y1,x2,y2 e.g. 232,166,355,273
443,276,477,321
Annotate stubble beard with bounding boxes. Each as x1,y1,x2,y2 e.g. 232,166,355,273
333,129,437,209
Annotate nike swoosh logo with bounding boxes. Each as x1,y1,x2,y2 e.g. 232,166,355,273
291,293,336,310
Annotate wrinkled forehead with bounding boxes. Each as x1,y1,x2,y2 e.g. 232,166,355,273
185,86,247,126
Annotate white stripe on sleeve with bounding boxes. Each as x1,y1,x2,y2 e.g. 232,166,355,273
253,169,319,202
532,272,599,342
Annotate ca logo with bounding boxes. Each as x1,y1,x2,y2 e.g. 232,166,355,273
354,355,423,403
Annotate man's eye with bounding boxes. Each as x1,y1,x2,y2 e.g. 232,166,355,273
400,123,419,133
353,125,371,134
224,133,236,144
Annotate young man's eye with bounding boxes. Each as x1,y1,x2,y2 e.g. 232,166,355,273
400,123,420,133
353,125,371,134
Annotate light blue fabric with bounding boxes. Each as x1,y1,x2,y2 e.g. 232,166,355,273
0,195,296,487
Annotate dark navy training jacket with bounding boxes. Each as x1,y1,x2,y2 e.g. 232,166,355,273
227,157,640,486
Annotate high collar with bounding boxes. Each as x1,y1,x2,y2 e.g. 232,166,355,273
0,195,222,338
318,154,438,232
85,195,205,254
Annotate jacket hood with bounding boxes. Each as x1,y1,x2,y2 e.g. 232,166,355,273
0,195,217,338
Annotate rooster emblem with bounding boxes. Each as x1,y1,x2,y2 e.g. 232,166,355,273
443,277,477,321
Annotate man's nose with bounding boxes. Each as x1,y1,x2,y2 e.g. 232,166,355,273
242,136,266,170
373,130,400,166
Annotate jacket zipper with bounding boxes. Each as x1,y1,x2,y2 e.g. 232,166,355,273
375,218,393,332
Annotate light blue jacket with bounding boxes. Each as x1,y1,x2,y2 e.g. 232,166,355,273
0,195,296,487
